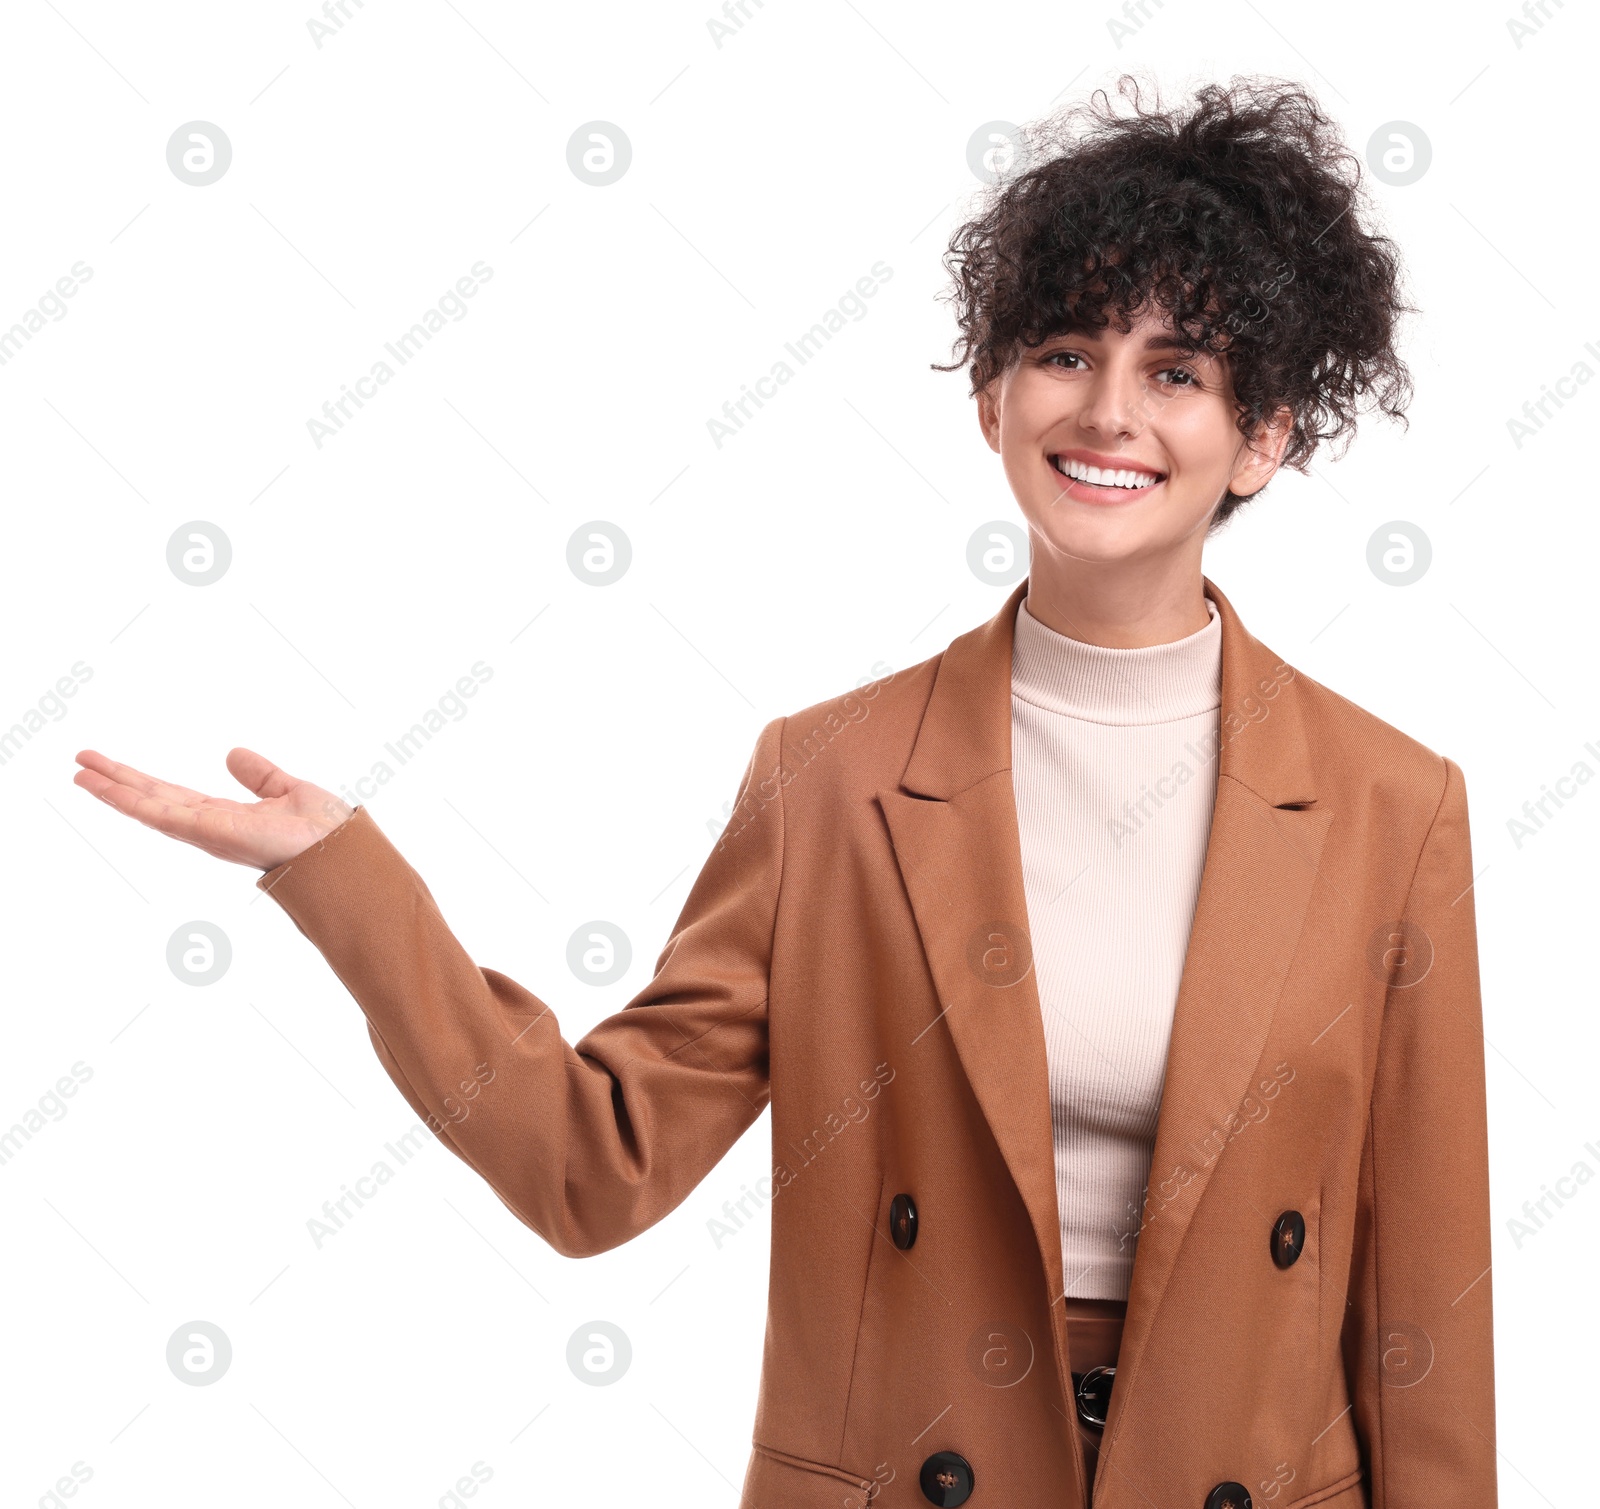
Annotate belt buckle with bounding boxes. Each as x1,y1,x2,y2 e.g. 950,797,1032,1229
1072,1364,1115,1428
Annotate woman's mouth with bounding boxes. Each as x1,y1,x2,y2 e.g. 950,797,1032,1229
1049,453,1165,504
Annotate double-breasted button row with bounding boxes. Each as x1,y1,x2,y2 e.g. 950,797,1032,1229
919,1456,1250,1507
893,1195,968,1506
892,1194,1307,1267
1196,1217,1305,1509
903,1199,1293,1503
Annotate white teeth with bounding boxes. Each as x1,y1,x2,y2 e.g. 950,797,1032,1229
1054,456,1161,489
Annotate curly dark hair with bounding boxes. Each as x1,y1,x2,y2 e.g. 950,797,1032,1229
932,73,1417,527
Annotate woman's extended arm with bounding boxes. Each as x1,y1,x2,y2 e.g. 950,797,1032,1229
73,717,787,1257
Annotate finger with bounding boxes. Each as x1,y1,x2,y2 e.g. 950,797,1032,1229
224,746,302,801
73,749,213,808
72,768,236,845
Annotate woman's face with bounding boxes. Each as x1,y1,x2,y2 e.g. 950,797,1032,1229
976,303,1291,569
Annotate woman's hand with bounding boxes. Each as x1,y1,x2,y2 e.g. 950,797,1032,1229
72,747,355,872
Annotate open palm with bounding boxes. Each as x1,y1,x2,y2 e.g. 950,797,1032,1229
72,747,354,872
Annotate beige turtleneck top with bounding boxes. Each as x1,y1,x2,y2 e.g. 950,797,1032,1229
1009,592,1223,1301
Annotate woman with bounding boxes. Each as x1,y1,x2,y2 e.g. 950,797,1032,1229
73,76,1495,1508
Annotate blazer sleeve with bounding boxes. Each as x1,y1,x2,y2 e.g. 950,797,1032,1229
254,714,788,1259
1343,755,1498,1502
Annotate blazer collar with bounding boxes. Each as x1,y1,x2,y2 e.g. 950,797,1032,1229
876,573,1331,1502
900,574,1318,809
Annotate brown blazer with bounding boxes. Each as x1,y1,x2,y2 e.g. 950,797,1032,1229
256,575,1497,1509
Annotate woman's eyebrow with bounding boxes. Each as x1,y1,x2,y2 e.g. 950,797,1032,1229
1050,329,1205,354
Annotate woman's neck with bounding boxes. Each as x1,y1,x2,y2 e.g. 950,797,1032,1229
1021,544,1211,648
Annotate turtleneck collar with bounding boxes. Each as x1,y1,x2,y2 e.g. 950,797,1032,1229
1011,593,1221,726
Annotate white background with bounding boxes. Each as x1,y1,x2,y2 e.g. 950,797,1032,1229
1,1,1594,1505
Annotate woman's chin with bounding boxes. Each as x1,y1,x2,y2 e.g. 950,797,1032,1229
1029,517,1164,567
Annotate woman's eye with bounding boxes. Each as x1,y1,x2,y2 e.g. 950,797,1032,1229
1044,352,1198,387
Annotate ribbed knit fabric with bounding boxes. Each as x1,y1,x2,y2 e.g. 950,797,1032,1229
1010,593,1222,1301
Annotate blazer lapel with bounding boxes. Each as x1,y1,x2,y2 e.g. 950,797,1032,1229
876,572,1331,1497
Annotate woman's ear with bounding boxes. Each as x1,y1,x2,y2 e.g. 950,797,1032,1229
975,382,1002,454
1229,404,1295,498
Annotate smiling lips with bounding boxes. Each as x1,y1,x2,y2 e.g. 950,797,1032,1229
1049,452,1165,502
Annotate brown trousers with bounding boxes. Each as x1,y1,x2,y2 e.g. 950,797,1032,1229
1065,1297,1127,1498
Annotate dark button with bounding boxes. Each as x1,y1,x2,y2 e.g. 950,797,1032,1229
919,1450,974,1505
890,1192,918,1249
1270,1209,1306,1269
1204,1482,1252,1509
1072,1364,1115,1427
